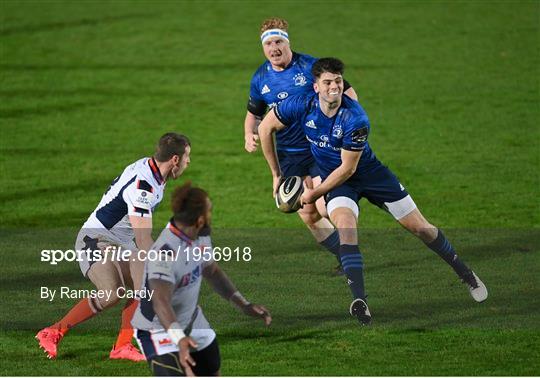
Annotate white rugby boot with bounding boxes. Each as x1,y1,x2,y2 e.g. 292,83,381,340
462,271,488,302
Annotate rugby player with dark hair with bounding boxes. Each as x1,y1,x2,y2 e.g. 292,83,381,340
259,57,488,325
36,133,191,361
244,17,359,275
132,182,271,376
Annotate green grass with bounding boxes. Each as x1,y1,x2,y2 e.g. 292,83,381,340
1,0,539,376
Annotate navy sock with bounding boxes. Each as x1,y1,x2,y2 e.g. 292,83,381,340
426,229,470,277
339,244,366,300
319,230,342,264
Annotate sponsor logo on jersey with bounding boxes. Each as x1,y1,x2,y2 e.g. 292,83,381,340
261,84,270,94
306,135,340,151
277,91,288,100
351,127,368,144
159,338,173,345
178,265,201,288
136,195,150,206
305,120,316,129
332,125,343,139
320,135,329,142
294,73,307,86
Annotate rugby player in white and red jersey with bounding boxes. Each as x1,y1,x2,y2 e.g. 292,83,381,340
36,133,191,361
132,182,271,376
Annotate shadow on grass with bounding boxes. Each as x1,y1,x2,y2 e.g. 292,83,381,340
0,101,103,119
0,13,161,36
0,270,85,291
0,178,110,203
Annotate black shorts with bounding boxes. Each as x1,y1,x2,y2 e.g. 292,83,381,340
147,338,221,377
277,149,320,178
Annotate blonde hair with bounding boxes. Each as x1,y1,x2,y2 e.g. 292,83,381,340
260,17,289,34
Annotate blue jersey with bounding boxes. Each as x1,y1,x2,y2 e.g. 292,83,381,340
248,52,317,152
274,92,381,181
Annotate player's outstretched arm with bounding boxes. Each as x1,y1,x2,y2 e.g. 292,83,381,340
259,109,286,196
301,149,362,205
150,279,198,376
244,111,262,153
202,262,272,325
129,216,154,252
129,215,154,289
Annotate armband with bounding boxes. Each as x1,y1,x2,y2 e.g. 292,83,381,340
167,322,186,344
247,97,267,117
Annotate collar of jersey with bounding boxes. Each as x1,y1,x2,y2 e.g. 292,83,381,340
148,157,164,185
315,97,344,120
168,218,194,245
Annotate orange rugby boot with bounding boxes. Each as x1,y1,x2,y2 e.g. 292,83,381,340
109,343,146,362
36,327,63,359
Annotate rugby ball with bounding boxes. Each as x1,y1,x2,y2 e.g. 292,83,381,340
275,176,304,213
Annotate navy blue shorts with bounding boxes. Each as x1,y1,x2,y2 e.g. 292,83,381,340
277,150,320,178
325,164,410,210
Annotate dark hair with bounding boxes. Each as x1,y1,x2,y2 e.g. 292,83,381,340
171,182,209,226
154,133,191,162
311,57,345,79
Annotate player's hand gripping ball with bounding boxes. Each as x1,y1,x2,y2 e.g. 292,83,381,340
275,176,304,213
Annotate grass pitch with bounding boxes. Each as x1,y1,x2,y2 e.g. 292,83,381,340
1,0,539,376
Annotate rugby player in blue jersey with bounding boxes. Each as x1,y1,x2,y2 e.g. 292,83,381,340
244,18,358,275
259,58,488,324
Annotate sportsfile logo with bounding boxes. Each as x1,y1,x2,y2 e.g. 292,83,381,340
40,245,253,265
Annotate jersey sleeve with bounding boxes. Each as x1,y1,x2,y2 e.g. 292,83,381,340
247,73,267,117
342,114,370,152
274,95,306,127
146,243,176,284
123,179,156,218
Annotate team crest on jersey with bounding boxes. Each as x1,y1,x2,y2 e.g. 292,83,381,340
261,84,270,94
332,125,343,139
294,73,307,86
277,91,288,100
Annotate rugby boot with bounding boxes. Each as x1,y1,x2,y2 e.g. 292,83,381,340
350,298,371,325
36,327,63,359
109,343,146,362
461,270,488,302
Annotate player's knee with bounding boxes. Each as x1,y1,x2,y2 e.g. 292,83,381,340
406,220,436,240
297,205,322,228
333,215,356,230
97,289,121,309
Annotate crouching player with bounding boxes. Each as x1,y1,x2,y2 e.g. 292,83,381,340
36,133,191,360
132,182,272,376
